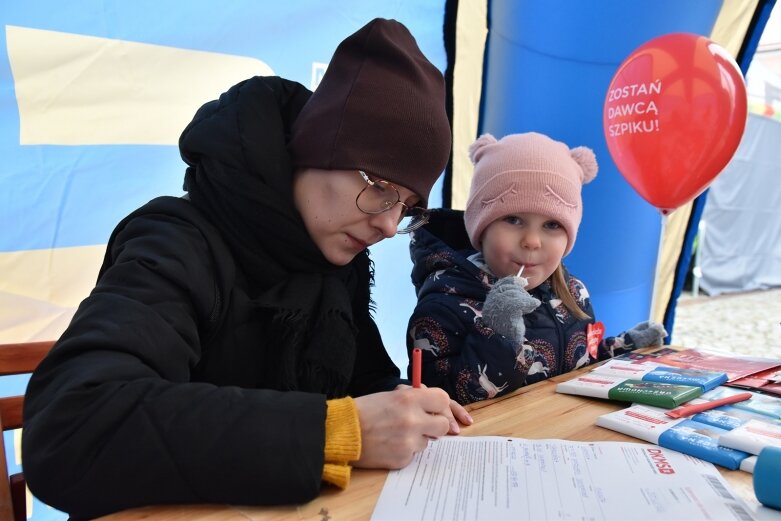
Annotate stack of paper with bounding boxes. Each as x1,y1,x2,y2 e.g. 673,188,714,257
556,373,702,408
596,403,750,469
618,347,780,384
371,437,756,521
719,419,781,455
700,386,781,419
591,359,727,391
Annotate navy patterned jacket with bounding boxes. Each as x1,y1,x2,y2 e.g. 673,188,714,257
407,209,603,405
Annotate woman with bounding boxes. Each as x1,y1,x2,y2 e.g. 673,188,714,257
22,18,470,519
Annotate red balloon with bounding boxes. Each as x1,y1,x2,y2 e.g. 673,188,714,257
603,33,747,214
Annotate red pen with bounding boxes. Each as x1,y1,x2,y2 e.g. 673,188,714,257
412,347,422,388
665,392,753,418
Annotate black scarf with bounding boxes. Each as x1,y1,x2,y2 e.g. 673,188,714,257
180,76,367,398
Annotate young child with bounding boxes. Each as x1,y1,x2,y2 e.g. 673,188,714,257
407,132,667,405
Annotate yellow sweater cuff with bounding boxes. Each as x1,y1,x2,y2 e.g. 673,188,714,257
324,397,361,462
322,397,361,489
322,463,352,490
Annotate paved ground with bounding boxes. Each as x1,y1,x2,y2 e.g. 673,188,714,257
670,287,781,360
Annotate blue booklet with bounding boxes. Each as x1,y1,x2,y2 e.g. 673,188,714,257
593,359,728,392
701,387,781,419
658,419,751,470
643,366,728,391
597,404,751,470
693,404,781,430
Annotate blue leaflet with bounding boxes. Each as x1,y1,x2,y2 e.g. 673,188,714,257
642,365,728,392
658,419,750,470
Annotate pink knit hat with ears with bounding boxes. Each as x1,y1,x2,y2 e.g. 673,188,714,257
464,132,598,256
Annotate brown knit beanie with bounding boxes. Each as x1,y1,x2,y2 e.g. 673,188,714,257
464,132,598,256
287,18,451,207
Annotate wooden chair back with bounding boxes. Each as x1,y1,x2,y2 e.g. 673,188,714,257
0,341,55,521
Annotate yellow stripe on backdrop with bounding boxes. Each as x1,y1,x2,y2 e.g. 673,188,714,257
3,27,278,343
450,0,488,211
0,245,105,342
7,25,273,145
650,0,759,323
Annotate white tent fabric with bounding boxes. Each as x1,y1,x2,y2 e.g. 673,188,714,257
700,112,781,295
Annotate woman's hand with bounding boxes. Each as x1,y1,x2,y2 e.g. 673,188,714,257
353,386,472,469
395,383,473,434
448,397,473,431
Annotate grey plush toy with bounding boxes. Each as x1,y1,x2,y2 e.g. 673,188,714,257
482,275,541,344
603,320,669,357
483,276,668,355
621,320,668,349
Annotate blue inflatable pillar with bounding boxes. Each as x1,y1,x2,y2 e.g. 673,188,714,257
479,0,722,333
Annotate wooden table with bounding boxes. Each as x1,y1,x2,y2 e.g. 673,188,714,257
99,368,757,520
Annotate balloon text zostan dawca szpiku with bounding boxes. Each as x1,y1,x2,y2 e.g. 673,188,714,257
604,33,748,214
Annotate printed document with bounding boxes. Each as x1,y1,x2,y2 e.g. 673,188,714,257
370,436,761,521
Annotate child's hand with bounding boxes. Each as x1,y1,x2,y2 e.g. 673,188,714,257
624,320,668,348
483,276,541,344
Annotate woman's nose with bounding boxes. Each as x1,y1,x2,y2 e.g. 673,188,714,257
370,206,402,238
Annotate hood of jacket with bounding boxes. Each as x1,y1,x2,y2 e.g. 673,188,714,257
177,76,370,397
409,209,489,300
178,76,344,287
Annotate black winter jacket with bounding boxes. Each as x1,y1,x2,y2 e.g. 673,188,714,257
22,78,401,519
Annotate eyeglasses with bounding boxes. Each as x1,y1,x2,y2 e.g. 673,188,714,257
356,170,430,234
